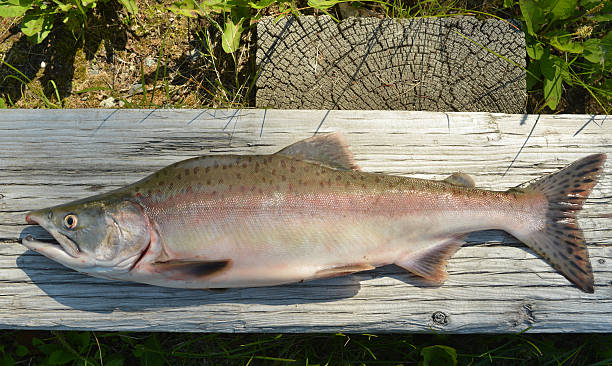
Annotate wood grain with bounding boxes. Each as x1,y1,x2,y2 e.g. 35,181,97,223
256,16,526,113
0,109,610,333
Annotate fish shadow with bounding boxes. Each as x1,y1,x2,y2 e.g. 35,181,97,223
16,250,365,314
18,227,365,314
17,227,516,314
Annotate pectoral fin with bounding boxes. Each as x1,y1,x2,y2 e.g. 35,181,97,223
395,237,464,284
151,259,232,279
315,263,375,278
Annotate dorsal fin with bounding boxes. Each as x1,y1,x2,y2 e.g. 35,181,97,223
275,133,359,171
444,172,475,188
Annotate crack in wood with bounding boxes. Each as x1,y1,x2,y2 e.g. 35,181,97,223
256,16,527,112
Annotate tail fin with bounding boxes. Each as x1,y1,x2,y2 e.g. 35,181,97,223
514,153,606,293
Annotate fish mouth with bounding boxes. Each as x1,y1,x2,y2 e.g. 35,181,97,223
23,214,80,258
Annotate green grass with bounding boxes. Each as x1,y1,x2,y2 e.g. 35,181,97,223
1,331,611,365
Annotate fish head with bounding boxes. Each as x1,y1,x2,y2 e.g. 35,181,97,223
23,198,151,275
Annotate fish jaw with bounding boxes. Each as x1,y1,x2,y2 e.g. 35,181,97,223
21,234,100,269
24,210,82,259
22,231,146,278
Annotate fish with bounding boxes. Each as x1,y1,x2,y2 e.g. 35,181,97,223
22,133,606,293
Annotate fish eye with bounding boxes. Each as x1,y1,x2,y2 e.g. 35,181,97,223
63,214,78,230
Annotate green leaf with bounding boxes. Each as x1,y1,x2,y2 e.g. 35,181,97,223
526,41,545,59
105,357,124,366
204,0,233,12
0,98,7,109
81,0,96,8
308,0,343,9
0,354,14,366
21,13,42,34
541,53,570,85
248,0,275,9
602,31,612,70
579,0,598,7
168,0,203,17
47,349,75,365
420,345,457,366
117,0,137,14
549,31,583,53
558,61,571,84
539,50,554,79
519,0,545,34
65,332,90,353
583,33,610,69
35,341,62,357
21,12,54,43
132,344,144,358
231,3,250,22
14,345,28,357
583,38,603,64
526,61,541,89
221,17,243,53
168,0,231,16
53,1,74,12
549,0,577,20
602,80,612,102
503,0,514,7
63,10,84,33
591,13,612,21
135,337,164,366
0,0,34,17
543,63,563,110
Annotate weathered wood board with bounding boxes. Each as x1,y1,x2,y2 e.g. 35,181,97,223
0,109,610,333
256,16,526,113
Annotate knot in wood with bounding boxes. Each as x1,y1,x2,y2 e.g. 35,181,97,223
598,259,606,264
521,303,535,324
432,311,448,326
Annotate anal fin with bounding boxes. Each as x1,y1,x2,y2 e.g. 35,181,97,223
315,263,375,278
395,237,464,284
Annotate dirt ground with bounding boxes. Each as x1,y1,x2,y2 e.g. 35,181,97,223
0,2,607,113
0,0,255,109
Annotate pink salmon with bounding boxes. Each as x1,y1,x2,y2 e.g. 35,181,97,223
23,134,606,292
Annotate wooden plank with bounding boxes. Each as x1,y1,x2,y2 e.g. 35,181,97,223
0,109,610,333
